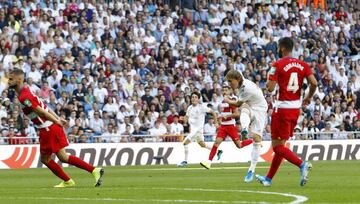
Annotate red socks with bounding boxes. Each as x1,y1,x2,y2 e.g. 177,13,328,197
208,145,218,161
273,145,302,167
241,139,253,147
46,159,70,181
45,156,95,181
266,153,283,179
67,155,95,173
266,145,303,179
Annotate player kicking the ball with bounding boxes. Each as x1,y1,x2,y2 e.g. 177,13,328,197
256,37,317,186
200,83,253,169
177,92,219,167
224,70,268,183
8,69,104,188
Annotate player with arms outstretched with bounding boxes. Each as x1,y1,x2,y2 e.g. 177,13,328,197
8,69,104,188
200,83,253,169
256,37,317,186
224,70,268,183
177,92,218,167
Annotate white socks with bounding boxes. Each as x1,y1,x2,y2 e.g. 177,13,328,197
184,144,189,162
240,109,251,130
249,142,261,172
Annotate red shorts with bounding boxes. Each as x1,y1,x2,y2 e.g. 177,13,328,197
271,108,300,140
217,124,239,141
39,124,69,155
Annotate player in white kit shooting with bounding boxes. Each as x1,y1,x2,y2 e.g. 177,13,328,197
224,70,268,182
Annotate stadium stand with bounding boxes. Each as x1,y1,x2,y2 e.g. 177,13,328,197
0,0,359,144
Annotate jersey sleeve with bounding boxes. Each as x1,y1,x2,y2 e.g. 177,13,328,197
303,62,313,77
186,106,191,116
20,89,40,110
268,61,279,82
202,104,212,113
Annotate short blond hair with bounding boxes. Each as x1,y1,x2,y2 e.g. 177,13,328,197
225,70,243,81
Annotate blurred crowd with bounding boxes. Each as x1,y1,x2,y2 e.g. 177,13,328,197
0,0,359,144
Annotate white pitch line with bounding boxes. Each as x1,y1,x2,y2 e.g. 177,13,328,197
0,187,308,204
130,187,308,204
0,196,266,203
141,166,269,171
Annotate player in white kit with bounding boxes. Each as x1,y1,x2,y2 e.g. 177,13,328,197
177,92,218,167
224,70,268,182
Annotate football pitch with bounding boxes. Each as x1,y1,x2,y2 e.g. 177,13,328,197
0,160,359,204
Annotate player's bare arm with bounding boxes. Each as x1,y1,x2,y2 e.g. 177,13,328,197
222,105,240,120
224,97,244,107
209,109,218,125
33,106,63,127
48,108,68,127
266,80,277,92
303,74,318,105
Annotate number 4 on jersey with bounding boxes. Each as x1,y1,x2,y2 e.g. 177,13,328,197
287,73,299,93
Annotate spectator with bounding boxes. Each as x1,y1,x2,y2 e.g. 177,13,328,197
148,120,167,142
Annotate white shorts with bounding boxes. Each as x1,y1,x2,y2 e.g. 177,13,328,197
184,130,204,142
249,108,267,136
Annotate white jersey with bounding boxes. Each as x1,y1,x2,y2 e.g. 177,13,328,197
238,79,268,111
186,104,211,132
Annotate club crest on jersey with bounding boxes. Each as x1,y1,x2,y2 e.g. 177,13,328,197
24,99,32,107
269,67,276,74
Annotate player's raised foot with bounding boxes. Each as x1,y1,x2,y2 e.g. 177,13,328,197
200,161,211,169
241,128,248,138
217,150,223,160
255,175,272,187
177,161,188,167
244,170,254,183
54,179,75,188
92,167,104,187
300,161,312,186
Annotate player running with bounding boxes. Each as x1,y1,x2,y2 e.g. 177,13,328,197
224,69,268,183
177,92,219,167
256,37,317,186
8,69,104,188
200,83,253,169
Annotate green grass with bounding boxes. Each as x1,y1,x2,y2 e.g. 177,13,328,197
0,160,359,203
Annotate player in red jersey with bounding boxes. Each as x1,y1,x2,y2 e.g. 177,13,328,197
8,69,104,188
256,37,317,186
200,83,253,169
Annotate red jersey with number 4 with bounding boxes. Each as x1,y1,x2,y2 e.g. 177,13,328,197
269,57,312,109
18,86,53,129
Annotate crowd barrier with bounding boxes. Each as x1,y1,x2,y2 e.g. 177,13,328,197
0,137,359,169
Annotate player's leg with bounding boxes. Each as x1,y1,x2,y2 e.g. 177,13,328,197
201,126,226,168
197,131,212,150
56,148,104,187
41,153,75,188
262,137,312,186
239,104,251,138
56,149,95,173
230,125,252,148
177,135,192,167
256,110,282,186
200,136,224,169
270,110,303,169
53,124,104,187
257,109,311,186
244,133,261,183
245,109,265,183
38,127,74,187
